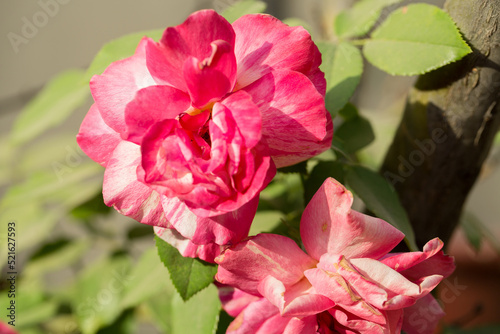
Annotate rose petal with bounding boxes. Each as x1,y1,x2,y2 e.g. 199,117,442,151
146,10,235,91
226,298,285,334
102,141,167,226
91,38,156,133
283,316,318,334
300,178,404,261
183,40,237,108
218,285,261,318
304,267,387,325
381,238,455,281
162,195,258,246
124,85,190,144
215,234,316,295
232,14,324,93
330,308,403,334
349,257,444,310
402,294,445,334
258,276,335,317
77,104,121,167
243,70,332,168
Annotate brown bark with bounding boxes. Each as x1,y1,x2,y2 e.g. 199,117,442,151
380,0,500,249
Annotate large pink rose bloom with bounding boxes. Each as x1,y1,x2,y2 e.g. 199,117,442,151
215,178,455,333
77,10,332,261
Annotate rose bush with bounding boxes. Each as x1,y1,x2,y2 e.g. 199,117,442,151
77,9,332,261
215,178,455,333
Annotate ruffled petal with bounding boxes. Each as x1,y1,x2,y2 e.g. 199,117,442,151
90,38,156,134
258,276,335,317
218,285,261,318
232,14,324,93
381,238,455,281
243,70,332,168
330,308,403,334
162,195,258,246
401,294,445,334
183,40,237,108
304,267,387,325
146,9,235,91
154,226,221,263
283,316,318,334
124,85,190,144
102,141,167,226
300,178,404,261
349,257,444,310
215,234,316,295
226,298,286,334
77,104,121,167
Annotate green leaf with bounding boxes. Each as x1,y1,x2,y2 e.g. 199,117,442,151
335,106,375,153
171,284,221,334
10,69,89,145
304,160,346,205
155,236,217,301
334,0,403,38
345,165,418,251
220,0,267,23
277,160,308,175
363,4,472,75
216,310,234,334
73,256,132,334
85,30,163,81
318,41,363,116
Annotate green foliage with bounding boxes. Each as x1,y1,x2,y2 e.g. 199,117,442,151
220,0,267,23
334,103,375,153
304,160,346,205
345,165,418,251
10,69,89,145
155,236,217,301
72,256,132,334
85,29,163,81
171,284,221,334
363,4,472,75
334,0,403,38
318,41,363,116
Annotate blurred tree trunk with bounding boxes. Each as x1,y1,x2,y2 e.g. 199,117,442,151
380,0,500,249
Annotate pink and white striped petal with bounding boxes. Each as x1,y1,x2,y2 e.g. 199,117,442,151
102,141,167,227
77,104,121,167
243,70,332,168
232,14,324,94
90,38,156,134
300,178,404,261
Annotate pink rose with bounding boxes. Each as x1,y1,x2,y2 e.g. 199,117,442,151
77,10,332,261
215,178,455,333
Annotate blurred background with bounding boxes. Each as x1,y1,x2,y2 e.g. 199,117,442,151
1,0,499,333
